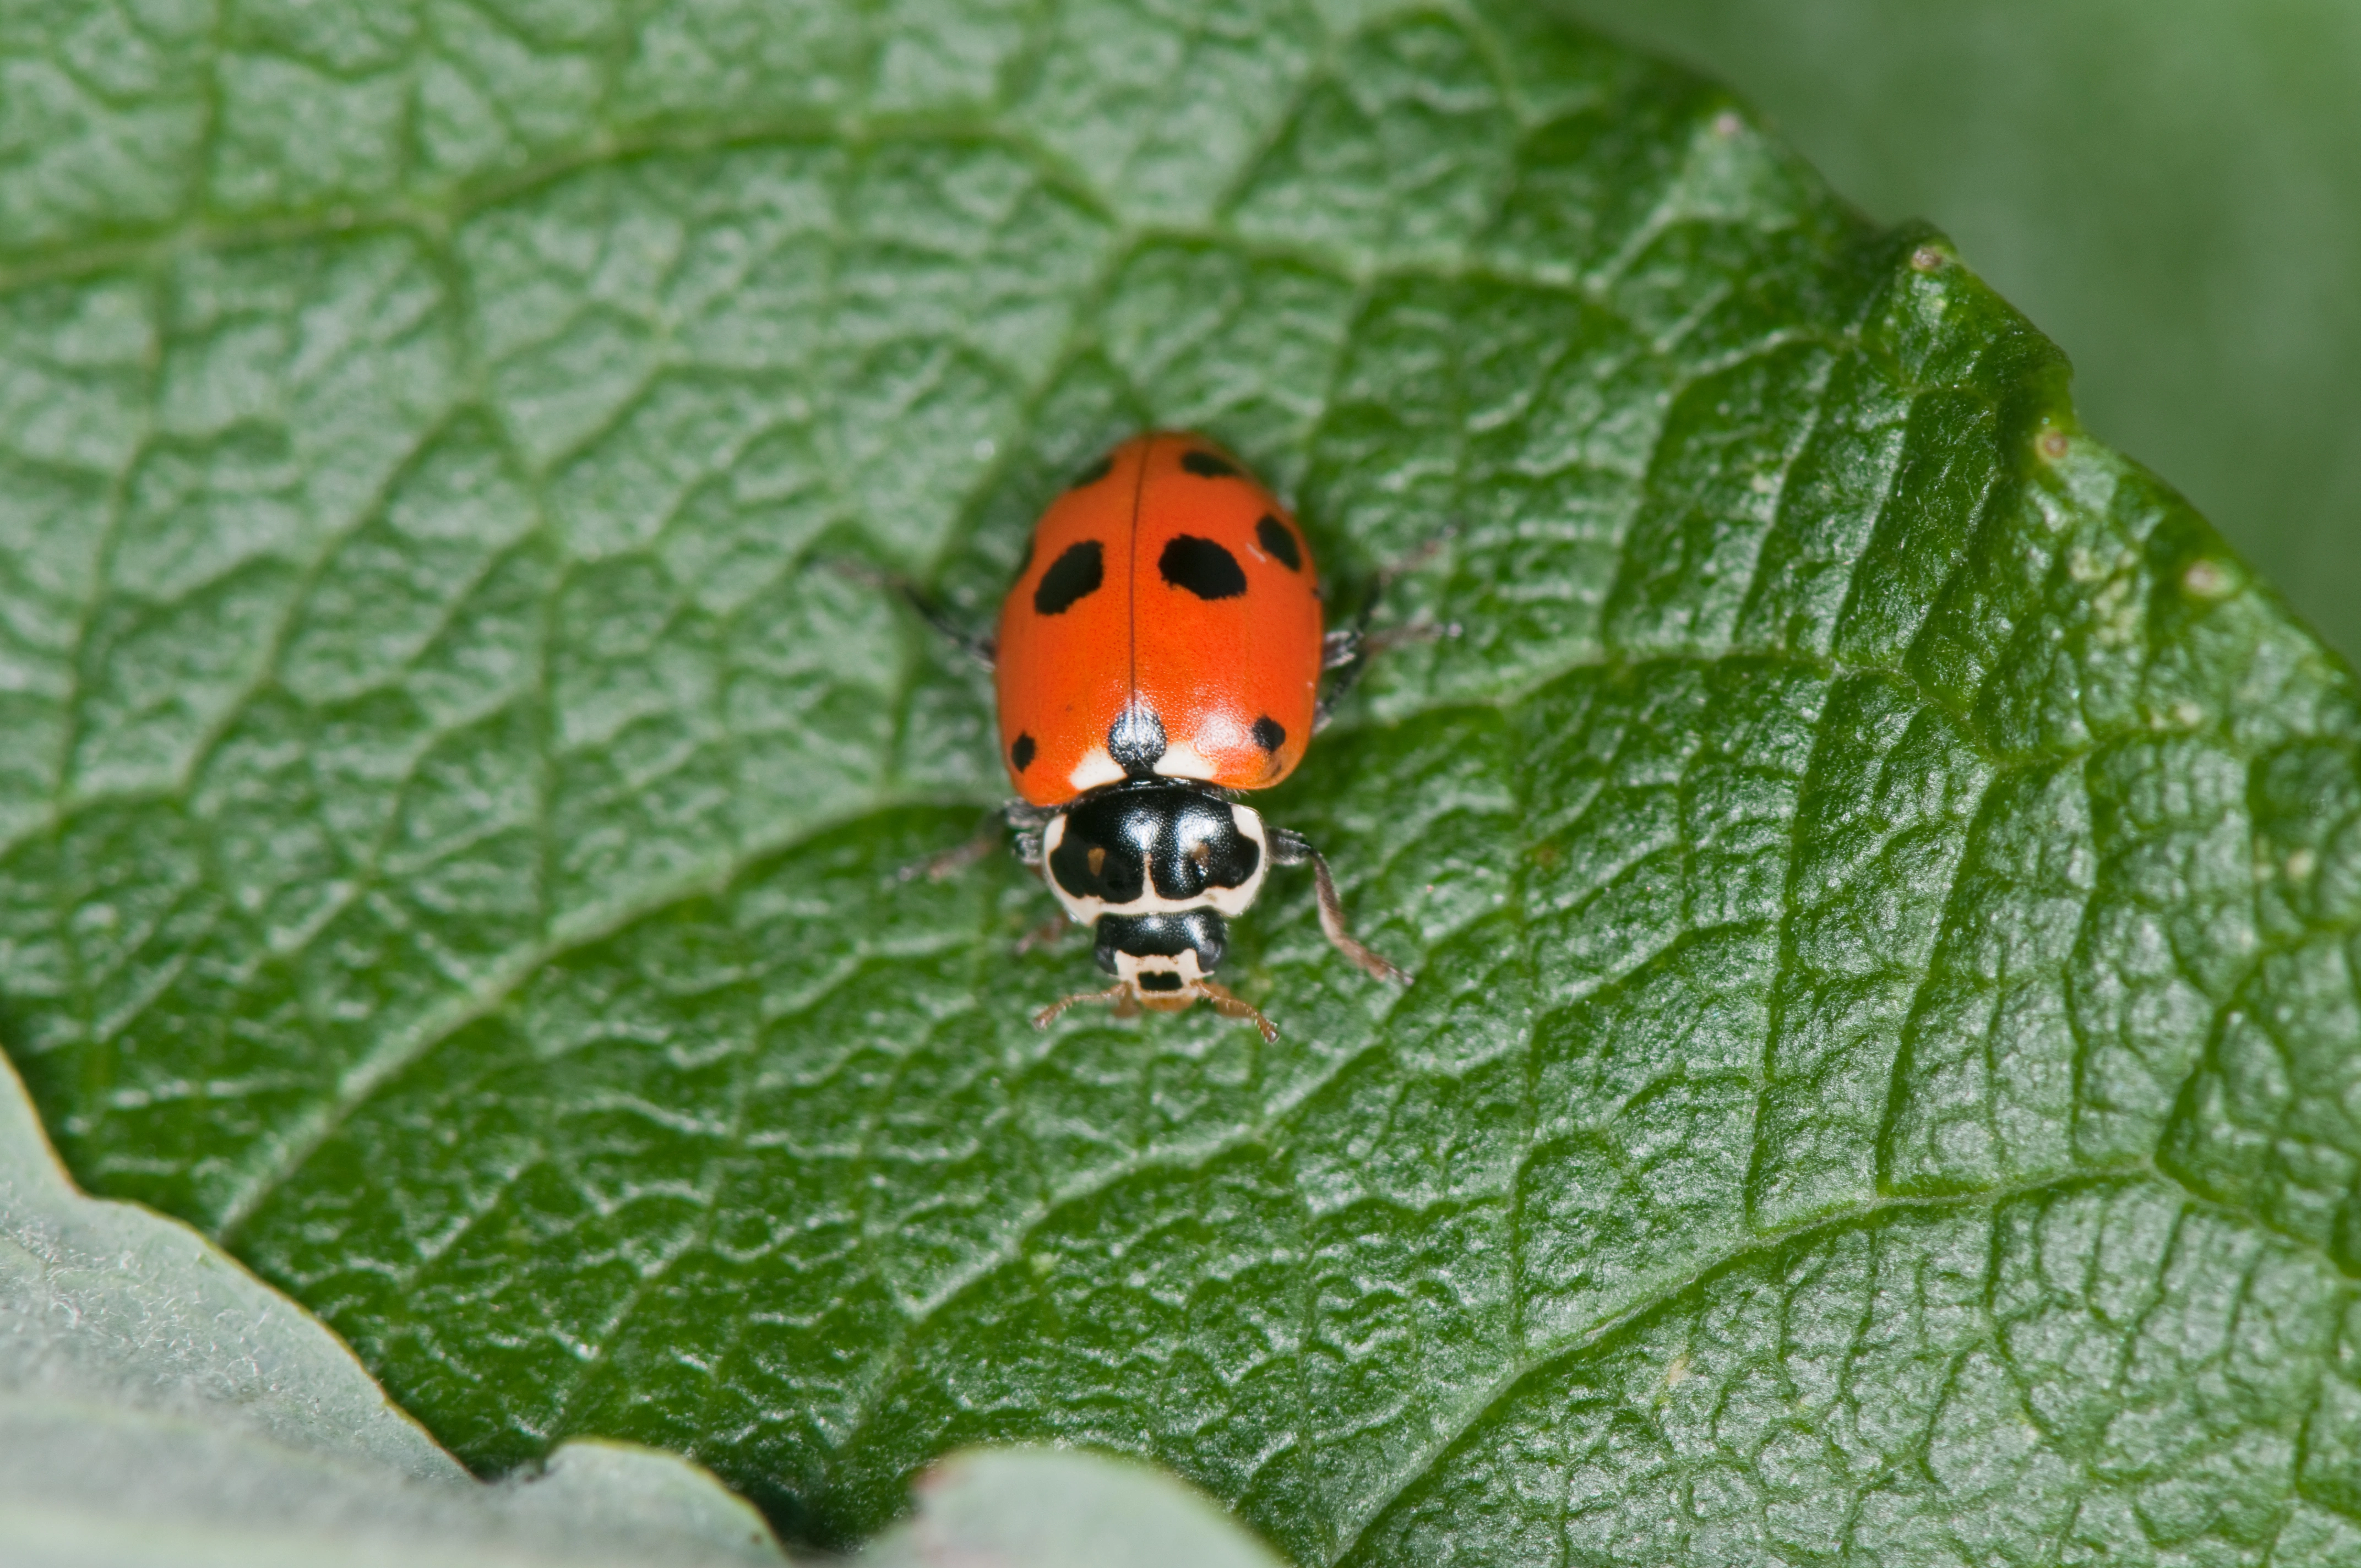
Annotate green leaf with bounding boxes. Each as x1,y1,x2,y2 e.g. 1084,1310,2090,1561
1562,0,2361,670
4,2,2361,1563
0,1044,1271,1568
0,1048,796,1566
859,1448,1288,1568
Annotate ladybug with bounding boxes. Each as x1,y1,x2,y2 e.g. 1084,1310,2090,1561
899,431,1427,1041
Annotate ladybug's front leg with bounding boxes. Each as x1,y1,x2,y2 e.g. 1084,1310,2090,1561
1266,828,1412,984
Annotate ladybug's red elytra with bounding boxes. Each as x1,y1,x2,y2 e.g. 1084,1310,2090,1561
896,431,1430,1041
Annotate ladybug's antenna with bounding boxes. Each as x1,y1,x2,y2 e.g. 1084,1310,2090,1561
1198,980,1279,1044
1032,982,1133,1030
1032,978,1279,1042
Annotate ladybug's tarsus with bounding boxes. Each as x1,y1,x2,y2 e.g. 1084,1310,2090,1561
1270,827,1413,985
901,799,1054,883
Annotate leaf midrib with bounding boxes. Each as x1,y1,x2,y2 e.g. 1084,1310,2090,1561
30,113,1995,1238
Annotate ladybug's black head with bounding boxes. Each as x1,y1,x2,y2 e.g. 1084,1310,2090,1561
1032,779,1276,1036
1094,907,1226,989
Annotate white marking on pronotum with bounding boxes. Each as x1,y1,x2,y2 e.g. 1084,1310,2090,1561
1039,804,1271,927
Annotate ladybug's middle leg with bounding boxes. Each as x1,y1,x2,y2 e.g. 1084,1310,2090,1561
1014,909,1071,953
1267,827,1413,985
1315,527,1459,731
1005,800,1056,866
901,799,1054,883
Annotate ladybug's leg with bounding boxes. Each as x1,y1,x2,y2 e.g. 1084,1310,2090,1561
901,800,1053,882
1315,529,1460,731
900,818,1000,882
1014,910,1071,952
1005,800,1056,868
837,560,997,669
910,592,997,671
1316,623,1452,727
1032,981,1131,1030
1198,979,1280,1043
1267,828,1413,984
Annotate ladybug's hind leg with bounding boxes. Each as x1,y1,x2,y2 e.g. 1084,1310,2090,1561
1268,828,1413,984
836,560,997,669
900,800,1054,883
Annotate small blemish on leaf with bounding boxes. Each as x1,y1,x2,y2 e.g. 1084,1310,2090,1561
1910,244,1945,273
1711,110,1744,138
2037,429,2070,461
2182,559,2233,600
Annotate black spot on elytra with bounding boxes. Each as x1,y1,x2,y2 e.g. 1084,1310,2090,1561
1180,450,1238,478
1255,515,1302,571
1158,535,1246,600
1069,455,1113,488
1010,733,1036,772
1251,716,1285,752
1033,540,1104,614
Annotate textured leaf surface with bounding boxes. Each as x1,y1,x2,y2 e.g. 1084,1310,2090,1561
0,1048,793,1567
860,1447,1286,1568
5,1,2361,1562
